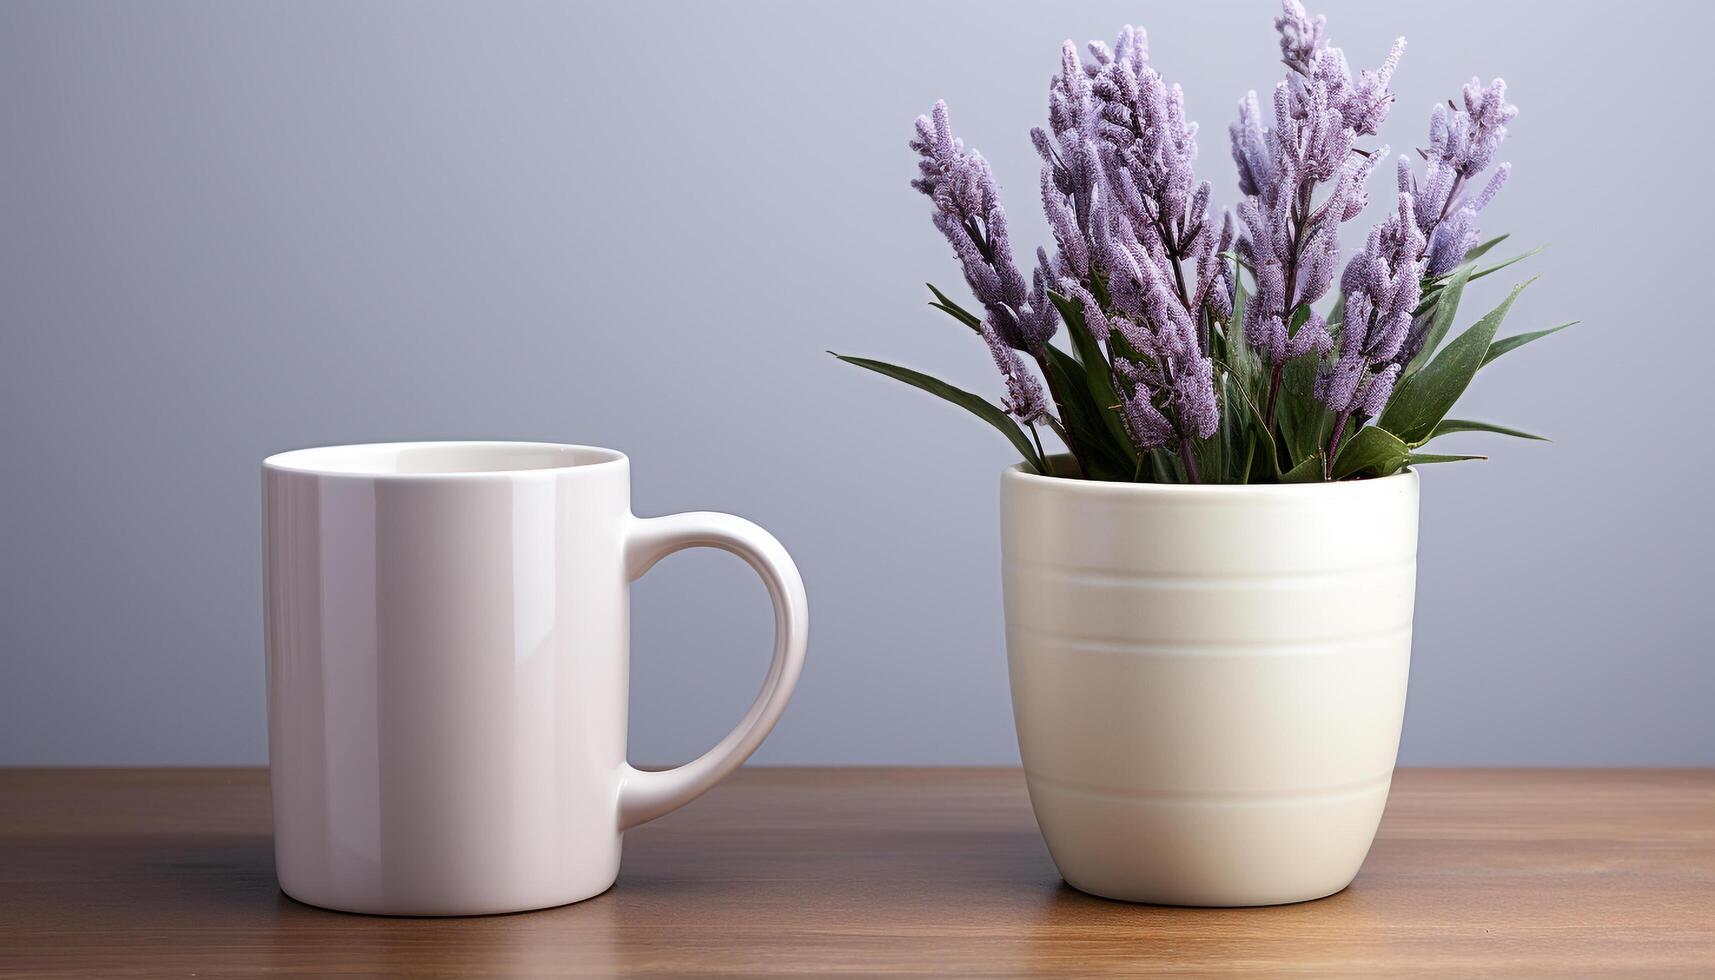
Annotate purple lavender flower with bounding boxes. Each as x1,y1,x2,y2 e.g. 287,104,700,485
1319,39,1406,138
1424,165,1506,273
1274,1,1326,77
1409,78,1518,276
1230,93,1355,362
1386,79,1519,370
911,100,1058,354
1033,42,1103,282
1006,24,1224,473
979,320,1049,423
1114,359,1174,451
1088,34,1206,314
1274,1,1405,139
1326,78,1517,435
1034,25,1223,466
1107,307,1218,457
1231,3,1403,425
1075,200,1220,455
1193,211,1238,326
892,9,1528,485
1317,192,1426,429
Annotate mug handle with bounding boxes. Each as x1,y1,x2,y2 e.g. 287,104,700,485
617,511,808,830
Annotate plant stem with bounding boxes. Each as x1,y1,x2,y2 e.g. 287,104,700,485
1434,174,1468,228
1160,221,1193,313
1033,351,1090,479
1325,411,1351,481
1261,181,1315,431
1178,436,1201,484
1041,415,1079,474
1027,422,1047,467
1264,362,1284,430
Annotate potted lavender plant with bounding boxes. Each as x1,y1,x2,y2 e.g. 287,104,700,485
836,3,1570,906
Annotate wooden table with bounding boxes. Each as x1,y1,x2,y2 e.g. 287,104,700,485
1,769,1711,977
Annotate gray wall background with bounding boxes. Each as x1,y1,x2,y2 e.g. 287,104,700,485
3,1,1710,766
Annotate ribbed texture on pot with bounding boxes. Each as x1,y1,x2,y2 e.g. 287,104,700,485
1001,467,1419,906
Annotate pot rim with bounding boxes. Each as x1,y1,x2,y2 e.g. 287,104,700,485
1005,456,1418,496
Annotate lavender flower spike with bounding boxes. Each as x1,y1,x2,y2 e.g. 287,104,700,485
1388,79,1519,371
1060,24,1223,474
1082,204,1220,465
1033,42,1102,282
1408,78,1519,276
1318,191,1426,432
862,7,1550,484
1274,1,1326,76
1115,359,1176,454
910,100,1058,353
1230,3,1400,426
1083,23,1231,334
979,320,1049,423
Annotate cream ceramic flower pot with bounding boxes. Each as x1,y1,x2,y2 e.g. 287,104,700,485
1001,464,1418,906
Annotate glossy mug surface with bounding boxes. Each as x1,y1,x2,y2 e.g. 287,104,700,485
263,442,807,915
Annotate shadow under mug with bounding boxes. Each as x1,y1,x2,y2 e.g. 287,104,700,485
262,442,808,915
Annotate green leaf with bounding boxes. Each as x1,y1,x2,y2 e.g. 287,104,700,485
1277,352,1332,471
920,283,1138,478
925,283,982,332
1331,425,1411,480
1468,246,1544,286
1192,430,1225,485
1144,448,1177,483
1461,234,1510,264
1224,267,1265,408
1483,321,1575,367
1332,424,1491,479
1403,452,1487,466
1216,249,1254,275
1215,371,1242,482
1212,354,1280,482
1280,454,1327,483
1406,261,1475,377
1424,418,1547,443
1044,344,1135,481
1047,291,1098,368
1048,290,1134,457
831,353,1044,472
1378,278,1533,445
1270,294,1345,473
1155,448,1185,482
1419,245,1543,308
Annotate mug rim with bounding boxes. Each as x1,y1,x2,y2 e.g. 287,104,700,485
263,441,628,479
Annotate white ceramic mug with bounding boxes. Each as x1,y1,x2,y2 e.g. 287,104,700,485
263,442,807,915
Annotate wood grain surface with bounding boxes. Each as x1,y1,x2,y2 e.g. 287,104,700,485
1,768,1711,977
